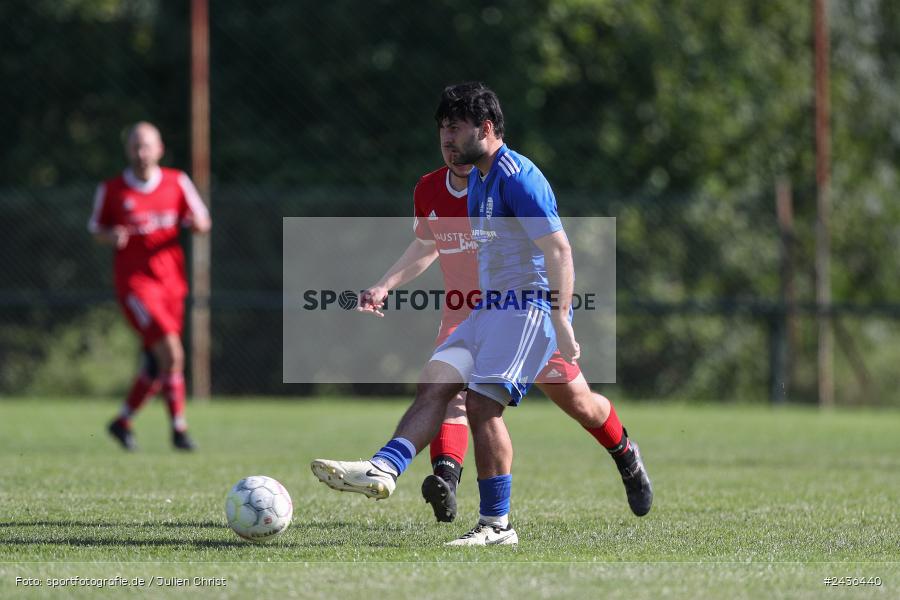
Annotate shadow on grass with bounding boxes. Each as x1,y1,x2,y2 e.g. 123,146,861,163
0,521,404,549
0,521,224,529
0,538,252,549
0,520,407,532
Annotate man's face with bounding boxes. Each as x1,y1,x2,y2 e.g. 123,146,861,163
126,125,164,171
440,142,474,179
439,118,484,168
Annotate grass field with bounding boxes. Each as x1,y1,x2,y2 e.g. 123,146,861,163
1,398,898,599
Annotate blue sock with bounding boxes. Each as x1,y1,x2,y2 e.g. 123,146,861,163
372,437,416,476
478,474,512,518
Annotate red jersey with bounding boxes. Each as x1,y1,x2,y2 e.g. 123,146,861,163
415,166,581,383
413,167,478,328
89,167,209,297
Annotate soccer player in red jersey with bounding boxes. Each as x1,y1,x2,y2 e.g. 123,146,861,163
89,122,211,451
357,144,652,523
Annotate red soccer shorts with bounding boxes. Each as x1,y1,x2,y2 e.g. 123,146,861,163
118,285,185,348
435,321,581,384
535,351,581,383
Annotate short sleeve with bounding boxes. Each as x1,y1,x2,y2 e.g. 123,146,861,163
412,179,434,241
504,171,562,240
176,171,210,225
87,183,114,233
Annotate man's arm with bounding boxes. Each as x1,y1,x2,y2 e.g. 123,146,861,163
358,238,439,317
88,182,130,248
177,172,212,233
534,229,580,363
92,226,130,249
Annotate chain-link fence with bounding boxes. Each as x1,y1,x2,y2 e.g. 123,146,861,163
3,1,900,403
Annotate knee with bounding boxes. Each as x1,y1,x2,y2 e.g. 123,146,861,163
465,392,500,424
551,386,607,427
154,351,174,374
154,336,183,374
590,393,611,424
169,350,184,374
566,392,598,425
443,392,468,423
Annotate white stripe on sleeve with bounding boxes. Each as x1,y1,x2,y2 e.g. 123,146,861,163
87,183,107,233
500,154,520,175
177,172,210,221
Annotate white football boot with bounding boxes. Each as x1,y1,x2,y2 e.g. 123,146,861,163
445,521,518,546
310,459,396,499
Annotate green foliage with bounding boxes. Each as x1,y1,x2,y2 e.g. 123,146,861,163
2,1,900,400
24,305,138,396
0,305,137,397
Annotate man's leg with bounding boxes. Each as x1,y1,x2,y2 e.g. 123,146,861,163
390,361,467,449
467,391,511,479
108,350,161,451
108,294,163,451
445,389,517,546
538,373,653,516
422,392,469,522
151,333,195,451
537,373,609,429
311,359,465,500
447,304,557,545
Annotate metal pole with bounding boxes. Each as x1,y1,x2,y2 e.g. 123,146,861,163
774,178,796,403
190,0,211,401
813,0,833,407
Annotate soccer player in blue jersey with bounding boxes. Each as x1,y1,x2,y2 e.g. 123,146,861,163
312,82,650,545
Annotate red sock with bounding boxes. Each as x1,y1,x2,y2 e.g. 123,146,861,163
585,402,629,455
161,373,187,432
117,373,160,427
429,422,469,465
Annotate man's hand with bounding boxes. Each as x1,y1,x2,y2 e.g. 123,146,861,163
552,313,580,364
92,226,130,248
357,285,389,318
356,239,438,319
183,215,212,234
191,217,212,234
112,226,130,249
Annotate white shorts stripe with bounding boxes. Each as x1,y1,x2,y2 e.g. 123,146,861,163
500,306,536,380
126,294,152,329
509,322,541,384
504,308,543,383
501,306,541,381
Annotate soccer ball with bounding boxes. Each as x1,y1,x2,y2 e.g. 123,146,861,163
225,476,293,543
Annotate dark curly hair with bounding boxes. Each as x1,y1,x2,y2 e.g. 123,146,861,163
434,82,505,139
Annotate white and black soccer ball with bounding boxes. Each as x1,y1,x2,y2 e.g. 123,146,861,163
225,476,293,543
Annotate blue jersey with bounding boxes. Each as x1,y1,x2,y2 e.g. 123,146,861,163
468,144,563,300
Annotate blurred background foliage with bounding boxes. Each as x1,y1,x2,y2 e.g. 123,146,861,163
1,0,899,403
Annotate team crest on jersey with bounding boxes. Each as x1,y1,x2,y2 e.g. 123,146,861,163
485,196,493,219
428,209,438,221
123,197,135,211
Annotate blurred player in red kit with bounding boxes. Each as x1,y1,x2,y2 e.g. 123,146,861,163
89,122,211,451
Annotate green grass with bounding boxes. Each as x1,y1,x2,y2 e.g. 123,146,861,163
1,398,898,599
